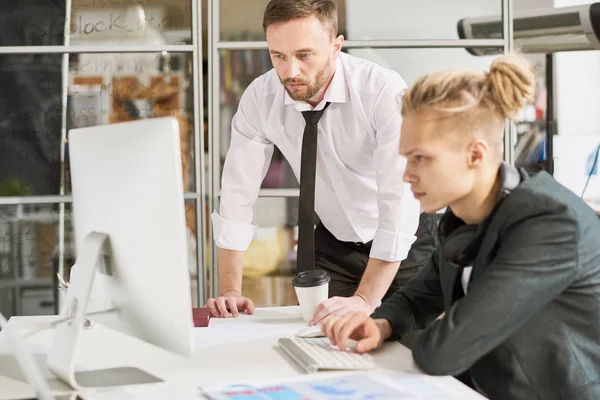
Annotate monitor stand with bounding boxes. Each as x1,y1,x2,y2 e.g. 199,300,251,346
46,232,163,390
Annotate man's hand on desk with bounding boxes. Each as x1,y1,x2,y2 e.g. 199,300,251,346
206,290,256,318
310,295,375,326
321,312,391,353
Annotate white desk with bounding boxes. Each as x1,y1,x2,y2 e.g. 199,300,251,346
0,306,486,399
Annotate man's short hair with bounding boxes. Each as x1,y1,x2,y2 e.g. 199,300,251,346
263,0,338,38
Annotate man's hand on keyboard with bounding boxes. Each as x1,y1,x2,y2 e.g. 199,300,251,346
321,312,388,354
206,290,255,318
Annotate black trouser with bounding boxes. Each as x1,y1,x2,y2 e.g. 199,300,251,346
299,212,439,301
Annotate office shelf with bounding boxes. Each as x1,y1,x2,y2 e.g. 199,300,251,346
0,45,194,55
0,278,53,291
216,189,300,198
0,192,205,206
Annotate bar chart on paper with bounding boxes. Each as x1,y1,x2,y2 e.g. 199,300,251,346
297,374,406,399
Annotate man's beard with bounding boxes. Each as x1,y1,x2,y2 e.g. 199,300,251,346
281,61,331,102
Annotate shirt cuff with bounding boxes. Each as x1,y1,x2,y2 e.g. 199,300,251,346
211,211,257,251
369,229,417,262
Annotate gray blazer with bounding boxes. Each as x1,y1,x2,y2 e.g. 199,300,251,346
372,168,600,400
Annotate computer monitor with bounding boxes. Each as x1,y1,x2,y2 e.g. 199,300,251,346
47,117,194,389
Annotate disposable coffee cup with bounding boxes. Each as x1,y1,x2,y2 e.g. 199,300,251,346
292,270,330,323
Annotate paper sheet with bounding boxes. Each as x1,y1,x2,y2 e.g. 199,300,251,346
78,381,200,400
373,372,470,399
194,323,303,350
194,310,307,350
201,372,471,400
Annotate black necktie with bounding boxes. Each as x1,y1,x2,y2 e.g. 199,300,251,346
297,102,331,271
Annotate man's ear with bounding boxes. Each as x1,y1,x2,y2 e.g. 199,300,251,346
332,34,344,59
467,139,487,168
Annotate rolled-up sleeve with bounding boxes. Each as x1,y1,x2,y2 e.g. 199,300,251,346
369,74,420,262
212,81,274,251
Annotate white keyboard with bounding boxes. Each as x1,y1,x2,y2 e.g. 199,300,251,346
278,337,376,374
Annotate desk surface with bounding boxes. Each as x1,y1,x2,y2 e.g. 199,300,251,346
0,306,486,399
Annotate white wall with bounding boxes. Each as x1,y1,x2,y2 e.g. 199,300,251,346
345,0,560,86
345,0,498,85
550,0,600,202
553,0,600,137
524,0,558,9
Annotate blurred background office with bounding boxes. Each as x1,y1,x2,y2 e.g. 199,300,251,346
1,0,599,319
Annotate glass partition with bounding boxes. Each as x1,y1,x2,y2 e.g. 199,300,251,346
0,203,63,319
66,51,197,193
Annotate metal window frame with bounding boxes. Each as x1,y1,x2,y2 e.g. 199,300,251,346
207,0,219,299
0,2,207,309
215,39,506,50
206,0,514,299
0,193,201,206
0,45,194,54
503,0,515,166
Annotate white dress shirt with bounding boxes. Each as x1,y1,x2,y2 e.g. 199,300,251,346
212,52,421,262
462,266,473,294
